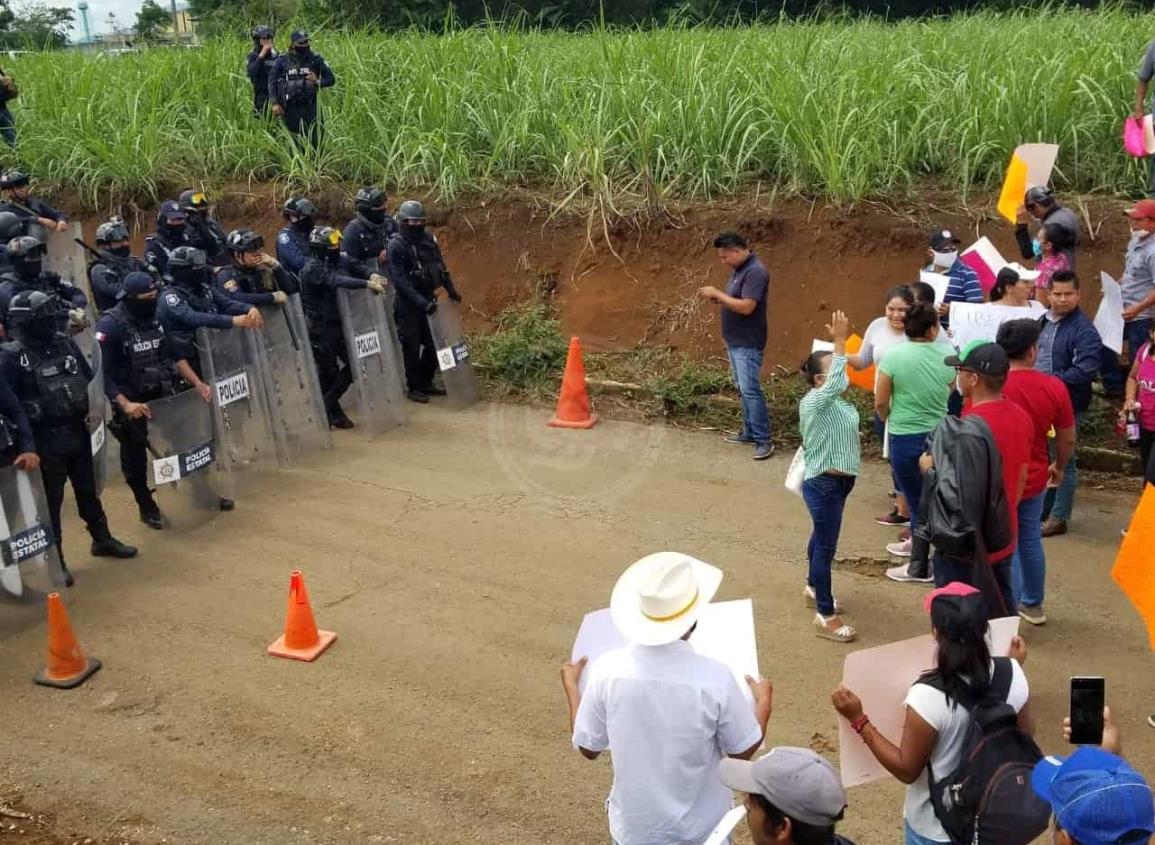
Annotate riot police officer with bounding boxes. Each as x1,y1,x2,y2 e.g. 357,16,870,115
0,170,68,235
0,371,36,471
342,186,397,268
178,189,228,267
276,196,316,278
144,201,190,277
87,216,153,313
96,272,210,529
300,226,386,428
157,246,262,373
386,200,462,402
0,210,23,273
216,229,295,308
0,236,88,334
268,30,334,148
1,290,137,585
246,25,278,116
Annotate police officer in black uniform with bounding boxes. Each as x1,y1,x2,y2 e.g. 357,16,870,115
178,189,228,267
96,272,211,529
276,196,316,279
215,229,295,308
386,200,462,402
0,236,88,334
87,217,153,313
300,226,386,428
0,370,36,471
0,290,137,585
268,30,334,148
144,201,190,278
342,187,397,268
246,25,278,117
0,170,68,235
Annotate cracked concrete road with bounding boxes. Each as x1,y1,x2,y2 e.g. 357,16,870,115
0,402,1150,845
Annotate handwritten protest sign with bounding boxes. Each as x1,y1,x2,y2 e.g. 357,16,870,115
1094,272,1125,355
948,301,1045,350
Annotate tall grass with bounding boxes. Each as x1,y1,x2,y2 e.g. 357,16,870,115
5,5,1153,208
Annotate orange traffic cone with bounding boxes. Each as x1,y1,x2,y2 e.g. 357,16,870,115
548,337,598,429
34,593,101,689
267,570,337,662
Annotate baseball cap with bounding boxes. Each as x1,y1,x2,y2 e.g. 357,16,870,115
118,271,157,300
1032,747,1155,845
945,340,1010,376
924,582,988,642
158,200,186,222
1127,199,1155,220
718,747,847,827
928,229,961,250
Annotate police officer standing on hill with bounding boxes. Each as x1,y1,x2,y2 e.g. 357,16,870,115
96,272,211,530
246,25,278,117
386,200,461,403
1,290,137,586
88,217,153,313
269,30,334,149
342,187,397,267
215,229,294,308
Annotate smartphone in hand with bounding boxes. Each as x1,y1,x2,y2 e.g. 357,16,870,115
1069,676,1105,745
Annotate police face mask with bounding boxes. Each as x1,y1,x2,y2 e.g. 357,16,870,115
108,245,131,259
363,208,387,225
125,295,157,321
292,215,314,233
22,317,56,346
293,43,309,55
13,257,41,281
165,223,185,240
402,223,425,240
174,267,208,290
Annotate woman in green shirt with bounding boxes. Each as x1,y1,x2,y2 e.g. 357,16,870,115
799,310,860,644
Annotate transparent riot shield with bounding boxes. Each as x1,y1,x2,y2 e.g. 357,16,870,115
0,465,67,601
40,222,88,288
86,341,108,495
197,327,276,486
146,387,227,531
254,295,331,465
427,299,480,410
337,287,407,435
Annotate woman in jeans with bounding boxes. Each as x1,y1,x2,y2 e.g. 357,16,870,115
875,302,955,564
799,310,860,643
831,583,1032,845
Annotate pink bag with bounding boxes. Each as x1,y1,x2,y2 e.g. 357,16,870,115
1125,116,1148,157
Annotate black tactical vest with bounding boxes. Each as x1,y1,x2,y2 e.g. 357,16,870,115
7,340,88,425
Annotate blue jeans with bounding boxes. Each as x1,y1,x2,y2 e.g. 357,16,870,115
1012,491,1047,608
802,473,856,617
1102,319,1152,394
1044,411,1083,523
905,821,950,845
889,431,930,534
727,345,770,445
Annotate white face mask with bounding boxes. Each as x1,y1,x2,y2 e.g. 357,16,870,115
1132,228,1150,239
932,250,957,269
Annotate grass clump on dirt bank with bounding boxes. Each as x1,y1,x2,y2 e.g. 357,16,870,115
4,5,1154,208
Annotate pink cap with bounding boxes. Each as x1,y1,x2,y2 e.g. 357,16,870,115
923,581,980,613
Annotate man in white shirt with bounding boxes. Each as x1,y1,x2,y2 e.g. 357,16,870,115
560,552,774,845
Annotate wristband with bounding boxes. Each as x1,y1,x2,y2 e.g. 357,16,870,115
851,715,871,735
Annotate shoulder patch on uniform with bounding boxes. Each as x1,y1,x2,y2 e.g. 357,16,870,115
94,331,106,342
163,292,181,306
277,232,290,244
224,280,238,292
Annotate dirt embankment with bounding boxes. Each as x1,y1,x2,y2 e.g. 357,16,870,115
80,186,1133,371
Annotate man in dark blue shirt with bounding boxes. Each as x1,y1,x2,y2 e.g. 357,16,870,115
699,231,772,460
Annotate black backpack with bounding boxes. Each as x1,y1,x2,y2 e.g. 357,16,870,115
922,658,1050,845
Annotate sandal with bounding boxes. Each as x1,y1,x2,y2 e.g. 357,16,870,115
814,613,857,643
803,585,844,614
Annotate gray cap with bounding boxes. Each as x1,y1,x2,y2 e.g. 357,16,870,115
718,747,847,827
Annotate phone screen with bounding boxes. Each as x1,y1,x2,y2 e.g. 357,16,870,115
1069,677,1105,745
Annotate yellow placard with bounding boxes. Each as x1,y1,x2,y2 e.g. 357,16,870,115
996,154,1029,223
1111,484,1155,650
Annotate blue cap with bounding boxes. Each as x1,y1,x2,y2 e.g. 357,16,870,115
118,271,156,300
158,200,186,222
1032,747,1155,845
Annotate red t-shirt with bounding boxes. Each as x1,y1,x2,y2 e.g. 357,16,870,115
962,398,1034,563
1001,369,1076,499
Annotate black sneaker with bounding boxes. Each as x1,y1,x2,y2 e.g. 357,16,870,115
91,537,138,559
139,507,164,530
407,390,430,404
753,443,775,461
219,498,235,512
328,410,354,429
724,433,755,445
59,562,74,588
421,385,448,397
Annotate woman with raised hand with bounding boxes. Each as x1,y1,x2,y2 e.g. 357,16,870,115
799,309,860,643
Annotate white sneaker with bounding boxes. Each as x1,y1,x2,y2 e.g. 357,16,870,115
803,585,843,614
886,539,912,558
886,564,932,583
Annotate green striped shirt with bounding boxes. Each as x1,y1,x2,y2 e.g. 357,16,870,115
798,354,861,480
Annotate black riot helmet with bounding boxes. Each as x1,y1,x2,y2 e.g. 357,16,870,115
8,290,58,345
0,211,22,242
252,24,273,41
225,228,264,255
167,246,209,289
95,217,130,245
178,189,210,215
0,169,30,191
307,226,341,257
283,196,316,233
355,187,388,225
7,235,45,281
396,200,425,224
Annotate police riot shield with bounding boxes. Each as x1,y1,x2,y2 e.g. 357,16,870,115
38,222,96,353
337,287,407,435
86,341,108,495
254,295,331,465
146,387,227,531
427,299,480,410
197,327,277,485
0,465,67,601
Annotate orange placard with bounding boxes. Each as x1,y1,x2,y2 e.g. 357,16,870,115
1111,484,1155,650
997,154,1030,223
846,333,875,391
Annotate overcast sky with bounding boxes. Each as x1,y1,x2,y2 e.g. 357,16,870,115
68,0,174,35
